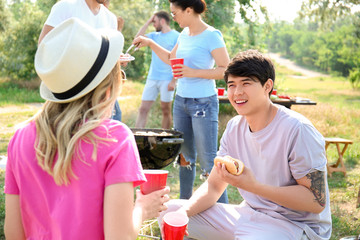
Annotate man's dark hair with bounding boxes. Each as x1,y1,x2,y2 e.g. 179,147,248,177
224,50,275,95
155,11,171,24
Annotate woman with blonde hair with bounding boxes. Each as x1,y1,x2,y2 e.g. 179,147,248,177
4,18,169,240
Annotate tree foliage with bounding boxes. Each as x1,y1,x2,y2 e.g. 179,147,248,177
300,0,360,27
145,0,237,29
266,13,360,88
0,0,265,81
0,0,47,80
105,0,264,80
0,0,9,32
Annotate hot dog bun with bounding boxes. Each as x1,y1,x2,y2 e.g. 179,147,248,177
214,155,244,175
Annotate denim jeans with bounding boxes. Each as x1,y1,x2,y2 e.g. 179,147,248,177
173,94,228,203
111,101,122,121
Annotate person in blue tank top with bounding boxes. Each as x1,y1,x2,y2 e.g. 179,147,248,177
134,11,179,129
133,0,230,203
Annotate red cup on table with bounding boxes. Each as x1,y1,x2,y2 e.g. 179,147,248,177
217,87,225,96
163,211,189,240
140,170,168,195
170,58,184,78
271,89,277,95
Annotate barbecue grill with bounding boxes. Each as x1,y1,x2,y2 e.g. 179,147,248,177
131,128,184,169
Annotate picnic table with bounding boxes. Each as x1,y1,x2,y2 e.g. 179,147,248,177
324,137,353,177
218,95,317,109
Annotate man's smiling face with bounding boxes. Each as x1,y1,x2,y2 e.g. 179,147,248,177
226,75,271,116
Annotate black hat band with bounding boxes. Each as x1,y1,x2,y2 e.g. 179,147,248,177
52,35,110,100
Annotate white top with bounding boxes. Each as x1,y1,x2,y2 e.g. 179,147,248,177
45,0,117,30
218,105,332,240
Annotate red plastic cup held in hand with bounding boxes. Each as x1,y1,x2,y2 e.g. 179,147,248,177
140,170,168,195
217,87,225,96
163,212,189,240
170,58,184,78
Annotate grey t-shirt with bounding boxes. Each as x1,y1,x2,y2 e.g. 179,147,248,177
218,105,332,240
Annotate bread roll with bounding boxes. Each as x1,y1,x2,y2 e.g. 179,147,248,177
214,155,244,175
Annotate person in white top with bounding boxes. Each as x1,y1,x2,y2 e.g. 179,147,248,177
38,0,117,43
158,50,332,240
38,0,123,121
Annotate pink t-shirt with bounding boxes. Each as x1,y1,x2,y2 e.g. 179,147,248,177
5,119,146,239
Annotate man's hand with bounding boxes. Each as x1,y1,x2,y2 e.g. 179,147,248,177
215,162,259,192
160,208,189,238
147,14,155,25
168,79,176,91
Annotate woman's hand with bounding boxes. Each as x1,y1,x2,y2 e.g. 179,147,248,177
118,53,131,67
134,186,170,221
172,64,196,79
171,64,195,79
132,36,153,49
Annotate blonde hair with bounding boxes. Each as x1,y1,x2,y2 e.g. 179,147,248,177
33,62,122,185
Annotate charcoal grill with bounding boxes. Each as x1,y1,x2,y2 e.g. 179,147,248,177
131,128,184,169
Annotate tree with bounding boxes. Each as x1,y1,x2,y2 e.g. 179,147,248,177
145,0,236,29
0,0,9,32
237,0,269,47
0,0,47,80
300,0,360,26
148,0,267,47
0,0,269,82
110,0,154,80
109,0,266,79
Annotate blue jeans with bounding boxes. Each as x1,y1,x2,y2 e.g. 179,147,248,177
173,94,228,203
111,101,121,121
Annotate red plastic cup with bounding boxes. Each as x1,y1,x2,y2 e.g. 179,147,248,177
163,212,189,240
217,87,225,96
271,89,277,95
140,170,168,195
170,58,184,78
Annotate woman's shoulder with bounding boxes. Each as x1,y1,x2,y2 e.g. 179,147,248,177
204,26,222,36
8,121,36,147
94,119,133,139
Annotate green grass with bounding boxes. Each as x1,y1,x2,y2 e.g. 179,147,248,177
0,62,360,239
0,78,43,106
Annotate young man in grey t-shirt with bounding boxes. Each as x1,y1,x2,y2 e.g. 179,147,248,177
158,50,332,240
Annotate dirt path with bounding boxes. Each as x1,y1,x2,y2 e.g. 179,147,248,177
268,52,329,78
0,103,43,114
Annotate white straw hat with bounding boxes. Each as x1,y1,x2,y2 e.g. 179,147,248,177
35,18,124,103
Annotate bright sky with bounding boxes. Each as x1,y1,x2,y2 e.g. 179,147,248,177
261,0,306,22
235,0,306,23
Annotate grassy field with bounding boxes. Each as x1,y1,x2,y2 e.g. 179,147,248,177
0,62,359,239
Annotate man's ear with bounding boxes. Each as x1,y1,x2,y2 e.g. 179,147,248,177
160,18,165,25
265,79,274,93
